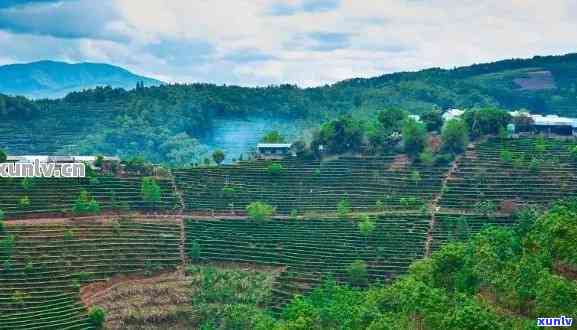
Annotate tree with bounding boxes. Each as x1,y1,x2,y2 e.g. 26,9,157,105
347,260,368,286
378,108,408,132
88,306,106,329
212,149,225,165
402,118,427,158
141,177,161,205
311,116,364,155
0,149,6,163
246,202,275,223
72,190,100,216
261,130,285,143
421,109,444,132
463,108,512,137
441,119,469,154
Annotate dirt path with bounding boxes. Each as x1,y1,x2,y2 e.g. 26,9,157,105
424,153,465,257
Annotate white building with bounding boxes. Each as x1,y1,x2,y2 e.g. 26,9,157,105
256,143,293,159
442,108,465,121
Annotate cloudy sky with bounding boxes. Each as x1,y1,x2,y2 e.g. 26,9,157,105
0,0,575,86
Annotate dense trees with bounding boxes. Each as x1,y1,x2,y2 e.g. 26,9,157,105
231,199,576,329
402,118,427,158
441,119,469,154
463,107,512,137
311,116,364,155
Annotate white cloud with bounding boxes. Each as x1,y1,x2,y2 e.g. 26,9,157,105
0,0,575,86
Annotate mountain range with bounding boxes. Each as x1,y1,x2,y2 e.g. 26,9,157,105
0,60,162,99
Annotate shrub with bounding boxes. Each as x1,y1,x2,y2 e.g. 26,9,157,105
347,260,368,286
0,149,6,163
419,150,434,166
246,202,275,223
72,190,100,216
337,198,351,219
190,240,201,262
358,216,376,237
88,306,106,329
290,209,299,219
141,177,162,204
63,230,74,241
21,177,33,191
222,186,235,198
267,163,284,176
18,195,30,209
500,150,513,164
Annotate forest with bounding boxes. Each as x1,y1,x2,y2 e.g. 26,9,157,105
1,53,577,165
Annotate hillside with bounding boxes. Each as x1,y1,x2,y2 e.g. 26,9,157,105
2,53,577,164
0,136,576,329
0,61,162,99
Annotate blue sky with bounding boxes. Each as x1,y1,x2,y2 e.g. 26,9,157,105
0,0,575,86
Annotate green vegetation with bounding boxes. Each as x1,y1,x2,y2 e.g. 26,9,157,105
246,202,275,222
267,162,285,176
141,177,162,205
402,118,427,158
72,190,100,215
441,119,469,154
262,130,286,143
187,265,276,329
212,149,225,165
0,149,6,163
88,306,106,329
4,54,577,163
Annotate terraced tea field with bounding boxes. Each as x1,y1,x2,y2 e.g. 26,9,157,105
0,218,180,329
440,138,577,212
2,137,577,328
0,176,177,218
174,156,449,214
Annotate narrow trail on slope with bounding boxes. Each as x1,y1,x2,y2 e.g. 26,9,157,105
167,169,188,276
424,151,467,257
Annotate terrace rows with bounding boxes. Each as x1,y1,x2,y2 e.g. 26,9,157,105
175,156,449,214
0,219,180,329
439,138,577,211
0,176,178,218
184,214,430,310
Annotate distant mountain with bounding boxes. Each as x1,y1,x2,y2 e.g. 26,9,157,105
0,60,163,99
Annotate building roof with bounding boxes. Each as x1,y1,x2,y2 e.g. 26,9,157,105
509,111,577,128
256,143,292,149
442,108,464,121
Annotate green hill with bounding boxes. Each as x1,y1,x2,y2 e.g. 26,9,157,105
2,53,577,164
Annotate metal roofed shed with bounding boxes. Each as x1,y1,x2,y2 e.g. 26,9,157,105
256,143,294,159
509,111,577,136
